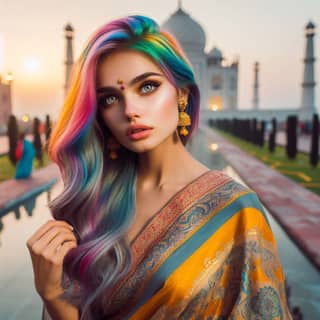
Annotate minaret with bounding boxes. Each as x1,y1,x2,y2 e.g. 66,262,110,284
301,21,317,117
253,62,259,110
64,23,74,97
5,72,13,114
0,72,13,127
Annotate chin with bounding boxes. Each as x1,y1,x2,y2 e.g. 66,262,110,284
129,143,157,154
124,138,164,154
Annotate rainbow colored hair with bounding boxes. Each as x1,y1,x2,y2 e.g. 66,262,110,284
48,15,200,319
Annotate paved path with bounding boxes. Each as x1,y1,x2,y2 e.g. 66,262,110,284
202,126,320,270
0,163,60,215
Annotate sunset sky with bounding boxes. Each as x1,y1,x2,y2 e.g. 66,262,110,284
0,0,320,119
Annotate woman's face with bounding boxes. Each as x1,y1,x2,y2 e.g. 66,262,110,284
96,49,187,153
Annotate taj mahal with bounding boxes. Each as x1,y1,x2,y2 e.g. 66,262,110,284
159,3,318,122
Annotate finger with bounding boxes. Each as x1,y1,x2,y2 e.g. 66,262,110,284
29,225,76,256
27,220,73,249
40,226,77,247
44,231,78,255
53,241,77,263
32,228,77,257
39,240,77,267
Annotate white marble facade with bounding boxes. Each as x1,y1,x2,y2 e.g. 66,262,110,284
162,6,239,111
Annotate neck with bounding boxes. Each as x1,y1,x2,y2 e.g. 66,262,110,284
136,131,195,190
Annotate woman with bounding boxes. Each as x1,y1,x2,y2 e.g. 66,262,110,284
27,16,292,319
15,132,36,179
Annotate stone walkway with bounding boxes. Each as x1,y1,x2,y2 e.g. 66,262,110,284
0,164,60,216
201,126,320,270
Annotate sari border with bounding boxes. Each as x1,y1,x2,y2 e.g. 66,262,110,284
131,170,232,265
110,170,232,301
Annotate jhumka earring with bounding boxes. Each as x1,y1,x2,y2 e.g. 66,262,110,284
107,137,120,160
178,98,191,136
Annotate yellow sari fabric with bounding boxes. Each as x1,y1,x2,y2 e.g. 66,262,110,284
106,170,292,320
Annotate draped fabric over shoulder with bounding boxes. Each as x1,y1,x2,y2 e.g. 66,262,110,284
104,170,292,320
42,170,292,320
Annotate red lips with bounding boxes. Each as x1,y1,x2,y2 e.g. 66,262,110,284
126,124,153,136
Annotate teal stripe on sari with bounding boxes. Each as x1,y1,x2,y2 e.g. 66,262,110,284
127,191,266,317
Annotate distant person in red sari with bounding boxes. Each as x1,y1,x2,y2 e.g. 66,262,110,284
15,132,36,179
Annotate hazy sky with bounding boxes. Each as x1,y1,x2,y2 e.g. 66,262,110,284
0,0,320,118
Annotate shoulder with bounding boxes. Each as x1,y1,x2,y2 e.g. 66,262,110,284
202,170,269,225
203,169,253,197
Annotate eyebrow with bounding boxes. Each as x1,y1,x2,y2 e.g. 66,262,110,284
96,72,163,93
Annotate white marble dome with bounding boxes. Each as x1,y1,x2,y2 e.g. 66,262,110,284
208,47,223,59
162,7,206,51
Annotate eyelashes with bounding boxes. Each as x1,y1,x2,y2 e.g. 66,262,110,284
139,80,160,93
97,93,120,109
97,80,161,109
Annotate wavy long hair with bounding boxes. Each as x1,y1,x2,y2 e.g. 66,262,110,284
48,15,200,319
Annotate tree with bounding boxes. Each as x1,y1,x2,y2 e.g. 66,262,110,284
7,114,19,165
252,118,258,144
268,118,277,153
258,120,266,147
44,114,52,151
286,115,298,159
310,114,319,167
33,117,43,165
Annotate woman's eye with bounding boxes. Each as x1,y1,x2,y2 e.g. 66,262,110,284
105,95,118,105
140,81,160,94
99,94,119,108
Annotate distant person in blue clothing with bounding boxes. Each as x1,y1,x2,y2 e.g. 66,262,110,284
14,132,36,179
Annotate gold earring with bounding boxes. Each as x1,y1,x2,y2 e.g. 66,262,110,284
107,137,120,160
178,98,191,136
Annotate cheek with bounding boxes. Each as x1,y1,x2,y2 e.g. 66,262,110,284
100,111,119,136
151,87,178,121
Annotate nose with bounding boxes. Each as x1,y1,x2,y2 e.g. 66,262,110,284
124,99,141,122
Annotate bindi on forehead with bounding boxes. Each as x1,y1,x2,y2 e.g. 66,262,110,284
117,79,125,90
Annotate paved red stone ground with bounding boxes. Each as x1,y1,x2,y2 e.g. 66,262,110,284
201,126,320,270
0,163,60,213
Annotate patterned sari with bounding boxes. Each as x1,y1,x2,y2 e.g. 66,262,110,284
43,170,292,319
105,170,292,319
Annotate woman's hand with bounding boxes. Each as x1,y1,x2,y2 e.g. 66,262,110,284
26,220,77,302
